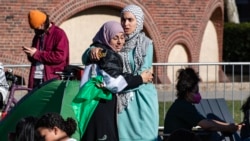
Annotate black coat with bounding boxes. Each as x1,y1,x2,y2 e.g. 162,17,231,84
86,42,143,90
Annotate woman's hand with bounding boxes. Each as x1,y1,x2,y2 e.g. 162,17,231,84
90,47,103,61
235,122,244,131
141,70,154,83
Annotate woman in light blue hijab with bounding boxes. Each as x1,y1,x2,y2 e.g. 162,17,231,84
117,4,159,141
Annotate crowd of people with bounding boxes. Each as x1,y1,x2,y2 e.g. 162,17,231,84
9,4,158,141
1,3,248,141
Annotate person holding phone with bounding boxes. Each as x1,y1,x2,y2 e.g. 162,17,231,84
23,9,69,88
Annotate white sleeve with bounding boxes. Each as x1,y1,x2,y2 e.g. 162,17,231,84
80,64,128,93
80,64,99,87
100,70,128,93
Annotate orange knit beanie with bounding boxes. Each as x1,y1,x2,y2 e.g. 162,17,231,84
28,10,46,29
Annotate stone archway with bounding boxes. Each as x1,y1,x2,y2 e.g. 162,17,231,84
197,2,224,82
199,20,219,82
50,1,162,64
167,44,189,83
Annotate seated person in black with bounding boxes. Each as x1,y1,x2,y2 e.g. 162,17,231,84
164,67,241,141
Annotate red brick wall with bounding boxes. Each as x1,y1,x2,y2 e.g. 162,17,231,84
0,0,224,82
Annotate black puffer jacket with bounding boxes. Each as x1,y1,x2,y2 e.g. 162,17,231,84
86,42,142,90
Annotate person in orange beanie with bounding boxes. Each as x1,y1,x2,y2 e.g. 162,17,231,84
23,10,69,88
28,10,47,29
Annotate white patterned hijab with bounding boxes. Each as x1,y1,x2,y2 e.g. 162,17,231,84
121,4,144,40
119,4,148,74
117,5,150,113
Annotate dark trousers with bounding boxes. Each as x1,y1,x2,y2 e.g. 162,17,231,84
81,95,118,141
33,79,43,88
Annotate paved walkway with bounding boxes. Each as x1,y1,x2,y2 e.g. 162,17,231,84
14,88,249,103
157,90,250,102
12,82,250,103
156,82,250,102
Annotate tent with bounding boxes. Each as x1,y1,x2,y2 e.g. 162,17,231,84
0,79,81,141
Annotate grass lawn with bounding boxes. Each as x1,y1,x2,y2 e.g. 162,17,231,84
158,100,243,126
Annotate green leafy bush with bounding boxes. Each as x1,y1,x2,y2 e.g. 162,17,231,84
223,22,250,62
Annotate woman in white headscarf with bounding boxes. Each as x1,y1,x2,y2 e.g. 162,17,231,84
86,4,159,141
116,4,159,141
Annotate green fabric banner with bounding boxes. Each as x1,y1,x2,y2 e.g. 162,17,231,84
71,75,112,137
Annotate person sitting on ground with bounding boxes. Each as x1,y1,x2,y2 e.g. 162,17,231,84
8,116,41,141
163,67,242,141
35,112,77,141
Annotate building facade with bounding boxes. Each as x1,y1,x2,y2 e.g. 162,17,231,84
0,0,224,83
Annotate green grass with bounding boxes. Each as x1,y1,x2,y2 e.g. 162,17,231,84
158,100,243,126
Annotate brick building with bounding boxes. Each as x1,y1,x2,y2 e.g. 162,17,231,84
0,0,224,83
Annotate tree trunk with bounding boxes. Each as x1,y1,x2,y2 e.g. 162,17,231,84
225,0,240,23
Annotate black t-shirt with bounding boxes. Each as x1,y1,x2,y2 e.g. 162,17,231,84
164,98,205,133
